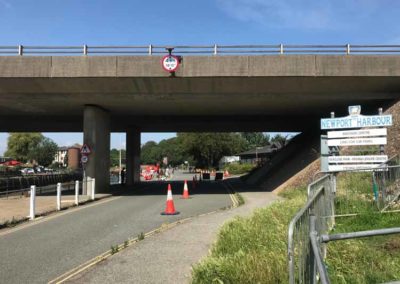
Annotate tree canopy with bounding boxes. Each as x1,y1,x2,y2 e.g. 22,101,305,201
177,133,246,168
30,137,58,166
110,148,126,167
139,132,288,169
5,133,58,166
241,132,270,150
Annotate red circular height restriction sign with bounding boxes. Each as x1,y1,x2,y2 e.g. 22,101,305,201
161,55,180,72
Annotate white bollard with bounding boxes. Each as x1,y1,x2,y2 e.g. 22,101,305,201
91,178,95,200
57,182,61,211
75,180,79,205
29,185,36,220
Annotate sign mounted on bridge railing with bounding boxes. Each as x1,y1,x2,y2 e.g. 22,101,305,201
320,105,391,173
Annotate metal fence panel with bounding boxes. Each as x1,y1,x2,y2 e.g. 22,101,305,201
288,174,335,284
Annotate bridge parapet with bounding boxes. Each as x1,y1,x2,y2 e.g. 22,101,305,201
1,44,400,56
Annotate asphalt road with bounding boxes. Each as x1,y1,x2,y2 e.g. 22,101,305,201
0,172,231,284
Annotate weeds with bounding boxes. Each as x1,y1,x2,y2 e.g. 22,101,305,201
192,196,304,284
138,232,145,241
110,245,119,254
235,193,245,206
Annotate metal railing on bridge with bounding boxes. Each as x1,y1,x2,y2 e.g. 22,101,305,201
2,44,400,56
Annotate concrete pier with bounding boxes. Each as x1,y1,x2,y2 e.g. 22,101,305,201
83,105,110,193
126,128,141,185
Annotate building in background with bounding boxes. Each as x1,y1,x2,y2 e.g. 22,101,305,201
237,143,283,165
218,156,240,169
0,156,11,163
54,146,68,167
67,144,81,170
53,144,82,169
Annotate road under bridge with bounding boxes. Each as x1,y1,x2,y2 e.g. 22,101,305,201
1,52,400,192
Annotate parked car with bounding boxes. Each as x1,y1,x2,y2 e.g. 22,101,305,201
21,168,35,174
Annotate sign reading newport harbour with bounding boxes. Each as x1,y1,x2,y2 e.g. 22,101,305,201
321,110,392,129
320,105,392,172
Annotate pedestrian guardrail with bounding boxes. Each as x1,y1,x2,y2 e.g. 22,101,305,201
2,44,400,56
308,215,400,284
288,174,335,284
0,173,82,197
374,164,400,211
288,163,400,283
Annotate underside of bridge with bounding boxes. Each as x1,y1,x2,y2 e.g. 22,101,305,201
1,55,400,192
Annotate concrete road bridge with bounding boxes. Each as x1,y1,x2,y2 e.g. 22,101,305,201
1,44,400,192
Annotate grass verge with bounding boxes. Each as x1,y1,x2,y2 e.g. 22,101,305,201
192,172,400,283
191,188,305,283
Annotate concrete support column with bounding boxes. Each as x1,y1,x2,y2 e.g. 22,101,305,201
83,105,110,193
126,128,141,185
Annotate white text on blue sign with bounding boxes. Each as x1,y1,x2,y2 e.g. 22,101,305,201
321,115,392,130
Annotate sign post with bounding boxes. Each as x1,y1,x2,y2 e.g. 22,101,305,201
320,105,392,173
80,144,91,195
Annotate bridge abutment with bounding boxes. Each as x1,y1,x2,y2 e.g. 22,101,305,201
83,105,110,193
126,128,141,185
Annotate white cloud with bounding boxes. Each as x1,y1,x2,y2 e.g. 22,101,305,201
216,0,380,30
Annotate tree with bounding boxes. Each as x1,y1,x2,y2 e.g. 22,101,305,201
271,134,289,147
141,141,161,165
5,133,44,162
178,133,246,168
29,137,58,166
241,132,270,150
110,148,126,167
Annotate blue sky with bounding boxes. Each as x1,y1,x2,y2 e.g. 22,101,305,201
1,0,399,154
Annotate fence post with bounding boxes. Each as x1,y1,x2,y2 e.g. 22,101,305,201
75,180,79,205
29,185,36,220
308,215,317,284
91,178,95,200
57,183,61,211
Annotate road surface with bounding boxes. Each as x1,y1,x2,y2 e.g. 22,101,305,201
0,171,231,284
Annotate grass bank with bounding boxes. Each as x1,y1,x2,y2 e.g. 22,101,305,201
192,188,306,283
192,173,400,283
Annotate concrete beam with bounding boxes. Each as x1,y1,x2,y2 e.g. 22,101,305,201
83,105,110,193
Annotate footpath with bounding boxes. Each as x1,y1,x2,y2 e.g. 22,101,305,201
0,193,111,225
66,187,281,284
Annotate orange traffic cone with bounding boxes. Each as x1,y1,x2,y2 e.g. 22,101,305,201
161,184,180,215
181,180,191,199
224,170,230,177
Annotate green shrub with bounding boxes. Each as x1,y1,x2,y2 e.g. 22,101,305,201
223,163,256,175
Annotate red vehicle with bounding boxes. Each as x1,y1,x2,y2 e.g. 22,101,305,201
140,164,160,181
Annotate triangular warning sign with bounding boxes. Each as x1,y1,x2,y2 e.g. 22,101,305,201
81,144,91,154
